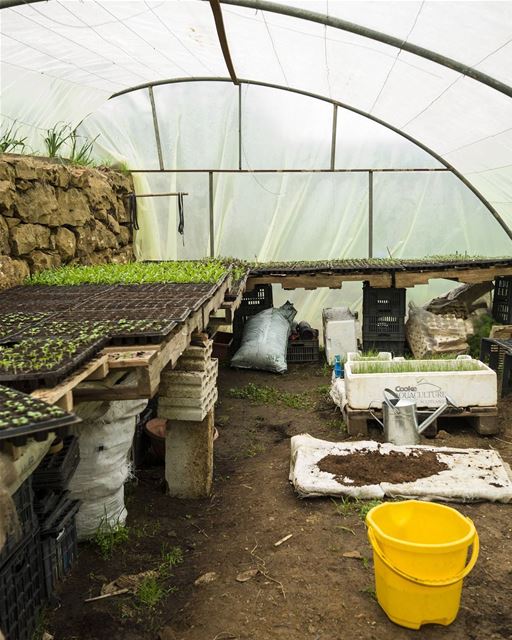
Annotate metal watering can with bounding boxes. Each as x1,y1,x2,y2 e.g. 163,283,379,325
373,388,457,446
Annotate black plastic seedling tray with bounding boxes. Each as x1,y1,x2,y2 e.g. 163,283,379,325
0,312,54,344
0,385,81,444
0,336,109,391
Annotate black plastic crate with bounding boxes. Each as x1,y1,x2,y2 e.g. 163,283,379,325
492,276,512,323
0,478,37,568
503,352,512,397
287,338,320,363
0,529,44,640
363,314,405,337
133,397,158,468
363,286,406,315
233,284,274,349
480,338,512,375
33,435,80,491
41,497,80,599
362,338,405,356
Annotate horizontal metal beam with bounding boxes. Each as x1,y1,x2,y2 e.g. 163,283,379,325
221,0,512,99
110,76,512,242
131,192,189,197
129,168,448,173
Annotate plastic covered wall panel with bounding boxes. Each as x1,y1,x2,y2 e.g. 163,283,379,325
79,90,159,169
134,172,209,261
372,172,511,258
153,83,239,169
214,173,368,261
240,85,332,169
335,109,442,169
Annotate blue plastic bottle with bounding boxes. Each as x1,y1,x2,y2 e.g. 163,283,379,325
334,355,344,378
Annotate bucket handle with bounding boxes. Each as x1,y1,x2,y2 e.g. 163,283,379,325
367,523,479,588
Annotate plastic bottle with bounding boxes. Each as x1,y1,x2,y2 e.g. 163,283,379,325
334,355,344,378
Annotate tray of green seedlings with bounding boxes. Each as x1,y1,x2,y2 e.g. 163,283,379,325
27,259,230,286
0,312,54,344
0,385,81,446
0,335,109,390
51,313,178,345
8,319,111,343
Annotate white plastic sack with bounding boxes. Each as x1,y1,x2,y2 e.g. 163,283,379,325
69,396,147,540
231,301,297,373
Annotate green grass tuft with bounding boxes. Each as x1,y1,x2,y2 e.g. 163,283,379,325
228,382,312,409
93,517,129,559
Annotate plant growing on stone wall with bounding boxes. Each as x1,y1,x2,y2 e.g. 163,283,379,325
43,122,73,158
0,121,27,153
68,124,99,166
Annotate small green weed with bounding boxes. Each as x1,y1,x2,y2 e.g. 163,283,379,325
228,383,311,410
0,120,27,154
159,545,183,576
332,497,382,521
360,586,377,600
135,575,166,610
362,556,370,569
93,517,129,559
326,418,347,433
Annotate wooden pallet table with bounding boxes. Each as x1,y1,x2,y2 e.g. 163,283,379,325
343,405,500,437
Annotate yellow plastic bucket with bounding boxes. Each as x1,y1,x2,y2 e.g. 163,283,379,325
366,500,479,630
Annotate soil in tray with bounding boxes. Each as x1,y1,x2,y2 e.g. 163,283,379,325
317,448,449,486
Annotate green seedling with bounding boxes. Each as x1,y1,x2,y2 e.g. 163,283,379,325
135,575,166,610
0,120,27,153
350,359,482,374
93,516,129,559
332,497,382,521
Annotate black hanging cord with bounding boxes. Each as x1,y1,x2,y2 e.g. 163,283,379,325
177,192,185,238
127,192,139,231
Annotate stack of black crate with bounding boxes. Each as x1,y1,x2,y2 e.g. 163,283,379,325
362,285,406,356
0,478,45,640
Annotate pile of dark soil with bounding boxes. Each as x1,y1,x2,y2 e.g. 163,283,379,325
317,448,449,486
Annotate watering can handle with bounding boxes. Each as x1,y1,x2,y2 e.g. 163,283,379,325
367,523,479,587
383,388,400,413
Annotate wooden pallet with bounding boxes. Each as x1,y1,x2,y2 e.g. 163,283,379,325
343,405,500,437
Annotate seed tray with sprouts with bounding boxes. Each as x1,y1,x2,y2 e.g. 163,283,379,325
0,385,80,445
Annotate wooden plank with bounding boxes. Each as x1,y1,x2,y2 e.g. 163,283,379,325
107,349,159,369
31,354,109,408
395,265,512,288
246,272,393,290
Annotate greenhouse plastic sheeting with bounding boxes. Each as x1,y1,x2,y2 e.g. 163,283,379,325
2,0,512,274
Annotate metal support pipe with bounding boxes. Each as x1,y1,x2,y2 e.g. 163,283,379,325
110,77,512,242
0,0,46,8
209,172,215,257
129,168,447,173
368,171,374,258
330,105,337,171
238,84,243,170
148,86,164,171
209,0,240,85
220,0,512,99
132,192,189,198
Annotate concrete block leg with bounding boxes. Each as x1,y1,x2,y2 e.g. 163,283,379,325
165,409,214,498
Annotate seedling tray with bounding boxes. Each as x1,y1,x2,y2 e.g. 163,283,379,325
33,435,80,490
0,336,109,391
0,312,53,344
0,385,81,443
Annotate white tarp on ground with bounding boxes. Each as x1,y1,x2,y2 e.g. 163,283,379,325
289,434,512,503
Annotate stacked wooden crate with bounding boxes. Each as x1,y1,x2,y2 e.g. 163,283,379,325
158,340,218,421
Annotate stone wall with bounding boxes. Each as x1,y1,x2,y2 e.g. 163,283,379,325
0,155,135,289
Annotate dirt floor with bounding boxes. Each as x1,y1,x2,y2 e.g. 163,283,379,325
46,362,512,640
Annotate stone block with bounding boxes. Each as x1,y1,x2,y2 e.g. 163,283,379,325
54,226,76,260
14,182,58,224
0,217,10,254
0,181,14,213
117,225,131,246
54,188,91,226
11,223,51,255
13,157,38,181
106,213,120,235
26,250,62,273
164,409,214,499
0,255,30,289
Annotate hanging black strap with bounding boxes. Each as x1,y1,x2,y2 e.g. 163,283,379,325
178,192,185,237
127,193,139,231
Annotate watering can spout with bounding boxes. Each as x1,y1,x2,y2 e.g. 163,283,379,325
416,395,457,435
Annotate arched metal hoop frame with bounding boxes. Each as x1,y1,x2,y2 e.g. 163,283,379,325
110,77,512,254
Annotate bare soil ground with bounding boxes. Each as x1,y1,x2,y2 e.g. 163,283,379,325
47,363,512,640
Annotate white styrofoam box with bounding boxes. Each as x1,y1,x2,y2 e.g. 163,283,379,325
323,308,357,364
344,358,497,409
346,352,392,362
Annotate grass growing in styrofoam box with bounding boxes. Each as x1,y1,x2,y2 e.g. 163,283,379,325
26,259,229,286
350,358,484,375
